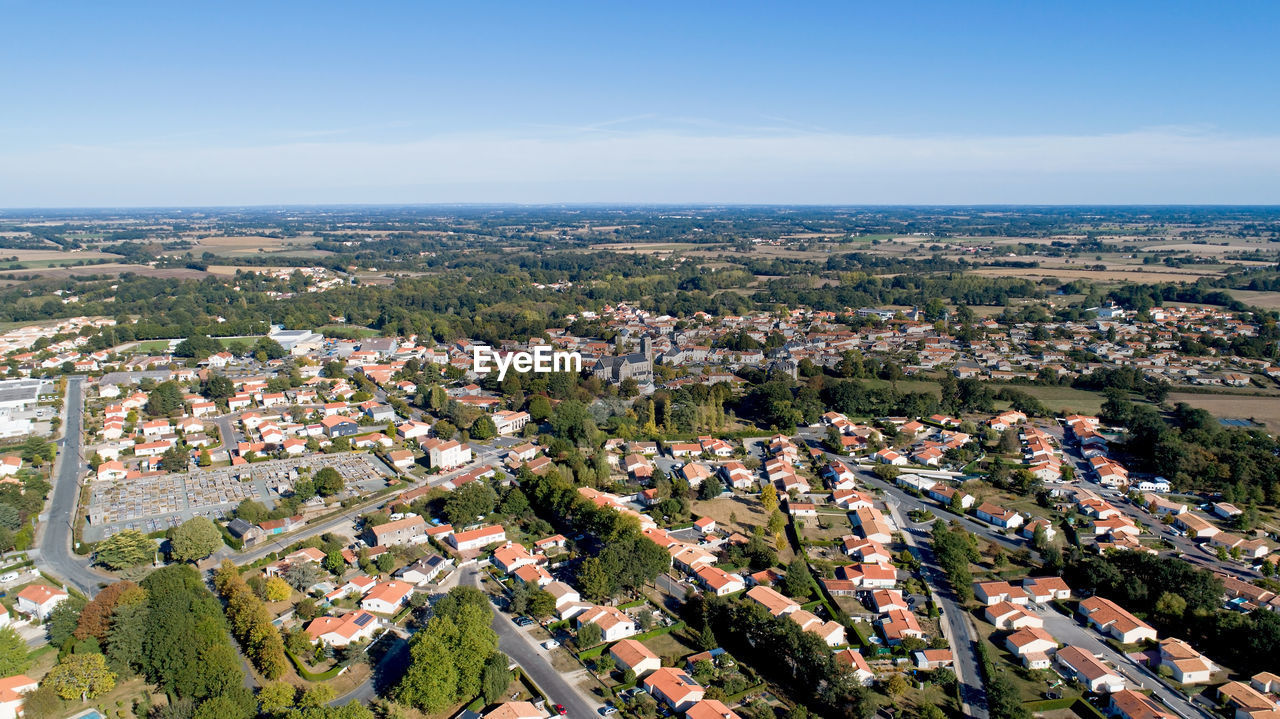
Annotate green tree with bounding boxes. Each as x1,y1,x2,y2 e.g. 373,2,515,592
577,621,602,648
44,652,116,701
0,626,30,676
443,481,498,525
258,681,297,717
169,517,222,562
782,558,813,600
95,529,156,569
480,652,511,703
469,416,497,441
577,556,611,602
527,395,552,422
146,381,185,417
47,597,87,648
314,467,344,497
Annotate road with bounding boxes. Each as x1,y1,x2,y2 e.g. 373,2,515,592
37,376,113,598
882,497,989,719
810,432,1215,719
464,567,603,718
1038,609,1212,719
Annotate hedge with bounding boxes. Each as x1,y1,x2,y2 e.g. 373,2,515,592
285,649,344,681
1022,698,1105,719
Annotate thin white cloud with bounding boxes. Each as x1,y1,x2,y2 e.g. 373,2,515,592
2,127,1278,206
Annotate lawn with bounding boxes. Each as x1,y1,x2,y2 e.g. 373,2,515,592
641,629,700,666
691,495,769,535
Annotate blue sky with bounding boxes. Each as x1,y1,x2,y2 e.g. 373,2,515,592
2,1,1278,206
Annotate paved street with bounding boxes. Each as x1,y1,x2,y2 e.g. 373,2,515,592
1037,608,1212,719
37,377,113,598
882,497,989,719
465,567,603,718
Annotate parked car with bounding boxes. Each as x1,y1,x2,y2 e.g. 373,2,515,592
554,704,567,716
542,640,560,650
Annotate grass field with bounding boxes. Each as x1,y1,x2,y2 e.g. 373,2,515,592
1167,392,1280,430
692,495,769,535
192,235,330,257
995,384,1107,415
1228,289,1280,309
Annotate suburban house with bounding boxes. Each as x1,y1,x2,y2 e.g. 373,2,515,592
15,584,67,619
1055,646,1126,694
305,611,381,647
394,554,453,585
1156,638,1214,685
360,581,415,614
609,638,661,677
643,667,705,712
448,524,507,552
576,605,637,642
974,502,1023,529
1079,596,1158,644
0,674,38,719
370,515,427,547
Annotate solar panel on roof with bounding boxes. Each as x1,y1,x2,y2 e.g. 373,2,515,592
353,613,374,627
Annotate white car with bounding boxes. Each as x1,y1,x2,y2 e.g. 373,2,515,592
0,573,16,584
542,640,560,650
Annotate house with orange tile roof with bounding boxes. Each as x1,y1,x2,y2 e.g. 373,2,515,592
15,584,67,619
360,580,414,614
642,667,705,711
0,674,38,719
305,610,381,647
609,638,661,677
744,585,799,617
576,605,637,642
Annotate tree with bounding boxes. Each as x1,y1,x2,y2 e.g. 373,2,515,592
698,475,724,500
75,580,141,641
160,445,189,473
47,598,87,648
169,517,222,562
299,683,336,708
577,556,611,603
528,589,557,619
480,652,511,703
283,562,325,591
44,652,116,701
95,529,155,569
0,627,29,676
1155,592,1188,623
577,621,602,648
202,374,236,400
443,481,498,525
258,681,297,717
759,483,779,515
782,558,813,600
264,577,292,602
313,467,344,497
527,395,552,422
469,416,497,441
146,381,185,417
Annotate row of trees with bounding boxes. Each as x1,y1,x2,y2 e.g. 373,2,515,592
691,593,877,719
516,465,670,601
931,521,979,603
214,560,289,679
395,587,510,713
